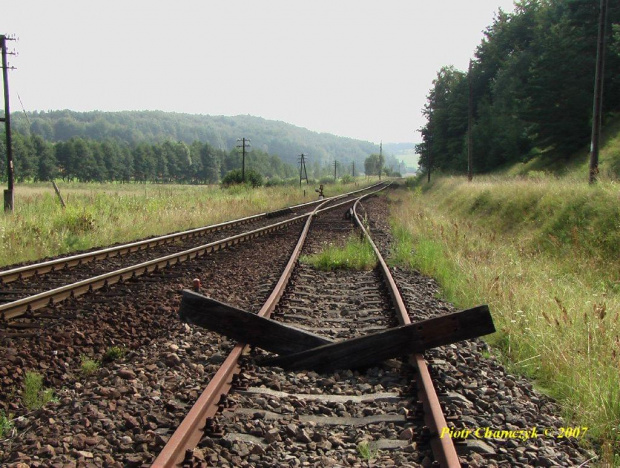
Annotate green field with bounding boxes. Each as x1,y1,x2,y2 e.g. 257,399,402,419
0,180,374,267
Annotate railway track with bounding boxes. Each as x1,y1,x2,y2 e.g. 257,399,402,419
0,184,381,322
152,187,459,467
0,184,590,467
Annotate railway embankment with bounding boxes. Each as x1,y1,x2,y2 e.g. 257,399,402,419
389,175,620,464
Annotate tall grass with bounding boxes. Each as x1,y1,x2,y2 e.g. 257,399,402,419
390,177,620,461
301,235,377,271
0,180,372,267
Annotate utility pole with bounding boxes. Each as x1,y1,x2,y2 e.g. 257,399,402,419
427,138,432,183
467,59,474,182
236,138,250,182
379,142,383,181
1,35,15,212
589,0,609,184
334,160,338,181
352,161,355,177
298,153,309,187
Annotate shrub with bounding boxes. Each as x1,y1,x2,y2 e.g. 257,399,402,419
221,169,263,187
23,372,54,410
103,346,126,363
80,355,100,375
0,410,13,438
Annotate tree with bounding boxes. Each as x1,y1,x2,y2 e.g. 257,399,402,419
198,143,220,184
132,143,155,182
418,0,620,173
364,153,383,176
418,66,468,173
32,135,58,181
100,140,125,181
12,133,36,181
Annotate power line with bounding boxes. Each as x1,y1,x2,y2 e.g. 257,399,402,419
17,92,31,127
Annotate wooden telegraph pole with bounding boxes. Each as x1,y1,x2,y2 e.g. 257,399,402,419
589,0,609,184
298,153,309,187
467,59,474,182
378,142,383,181
236,137,250,182
427,138,432,183
1,35,15,212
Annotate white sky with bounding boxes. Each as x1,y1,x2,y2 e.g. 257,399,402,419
2,0,516,144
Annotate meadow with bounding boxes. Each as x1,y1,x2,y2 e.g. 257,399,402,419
0,180,372,267
390,175,620,464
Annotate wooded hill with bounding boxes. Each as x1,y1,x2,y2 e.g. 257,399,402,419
0,110,405,183
10,110,384,169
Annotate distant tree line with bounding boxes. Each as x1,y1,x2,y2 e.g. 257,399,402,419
417,0,620,174
0,133,301,184
8,110,393,170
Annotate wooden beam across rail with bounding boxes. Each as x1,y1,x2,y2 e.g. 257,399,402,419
179,290,495,372
180,290,333,355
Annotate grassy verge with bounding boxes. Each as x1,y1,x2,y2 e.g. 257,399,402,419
301,235,377,271
390,177,620,464
0,180,374,267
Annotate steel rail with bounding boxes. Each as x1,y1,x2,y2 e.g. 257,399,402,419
0,183,380,284
352,191,460,468
0,188,380,322
0,215,307,321
151,194,337,467
0,213,265,284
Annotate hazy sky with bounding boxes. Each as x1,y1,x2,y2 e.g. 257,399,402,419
2,1,516,144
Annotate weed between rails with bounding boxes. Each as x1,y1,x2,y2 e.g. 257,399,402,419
357,440,380,461
301,235,377,271
389,179,620,463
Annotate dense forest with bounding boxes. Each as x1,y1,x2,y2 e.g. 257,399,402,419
0,111,403,184
0,134,311,184
417,0,620,174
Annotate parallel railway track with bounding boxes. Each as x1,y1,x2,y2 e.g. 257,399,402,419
0,185,381,322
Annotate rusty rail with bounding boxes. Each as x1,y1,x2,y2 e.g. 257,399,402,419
0,215,306,321
0,183,380,284
152,182,447,467
352,191,460,468
0,186,383,322
151,193,336,467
